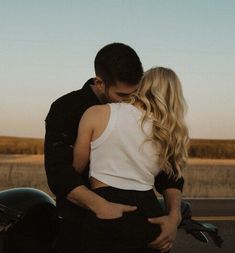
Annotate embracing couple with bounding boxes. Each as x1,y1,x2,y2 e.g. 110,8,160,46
44,43,189,253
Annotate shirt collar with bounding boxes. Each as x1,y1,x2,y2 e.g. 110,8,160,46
81,78,101,107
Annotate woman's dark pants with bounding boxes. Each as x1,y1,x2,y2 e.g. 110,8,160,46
80,186,167,253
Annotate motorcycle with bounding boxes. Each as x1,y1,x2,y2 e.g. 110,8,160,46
0,188,224,253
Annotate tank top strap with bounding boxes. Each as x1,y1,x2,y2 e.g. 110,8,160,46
90,103,119,149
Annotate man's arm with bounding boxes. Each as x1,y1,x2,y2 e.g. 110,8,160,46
67,184,137,219
162,188,182,225
44,102,111,213
154,170,184,195
154,170,184,222
45,102,137,217
147,171,184,252
44,101,85,197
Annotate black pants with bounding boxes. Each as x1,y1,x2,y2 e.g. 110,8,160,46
52,218,84,253
80,186,167,253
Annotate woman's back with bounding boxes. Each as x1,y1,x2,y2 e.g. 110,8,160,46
72,67,188,253
89,102,161,191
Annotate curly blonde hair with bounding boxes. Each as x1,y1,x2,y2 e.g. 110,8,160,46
128,67,189,180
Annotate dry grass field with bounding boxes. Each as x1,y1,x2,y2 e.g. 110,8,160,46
182,158,235,197
1,136,235,159
0,154,234,198
0,136,44,154
0,154,52,196
188,139,235,159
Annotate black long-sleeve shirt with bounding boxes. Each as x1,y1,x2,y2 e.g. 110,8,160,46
44,78,184,220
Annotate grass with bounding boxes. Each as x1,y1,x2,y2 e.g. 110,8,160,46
1,136,235,159
0,154,52,196
0,154,234,198
182,158,235,198
0,136,44,154
188,139,235,159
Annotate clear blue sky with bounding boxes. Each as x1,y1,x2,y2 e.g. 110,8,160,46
1,0,234,139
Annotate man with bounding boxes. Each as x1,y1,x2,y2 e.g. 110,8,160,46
44,43,183,253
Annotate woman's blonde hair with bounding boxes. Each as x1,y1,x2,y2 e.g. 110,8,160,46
128,67,189,180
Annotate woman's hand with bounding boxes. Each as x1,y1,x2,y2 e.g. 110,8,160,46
94,200,138,220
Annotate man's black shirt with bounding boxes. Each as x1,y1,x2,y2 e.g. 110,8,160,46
44,78,184,220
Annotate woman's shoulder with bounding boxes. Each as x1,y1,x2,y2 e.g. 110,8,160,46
87,103,122,112
86,104,109,113
83,104,110,120
85,103,132,118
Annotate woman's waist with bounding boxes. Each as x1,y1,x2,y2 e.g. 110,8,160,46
89,171,155,191
89,177,164,217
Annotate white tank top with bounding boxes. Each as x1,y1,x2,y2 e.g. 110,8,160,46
89,103,161,191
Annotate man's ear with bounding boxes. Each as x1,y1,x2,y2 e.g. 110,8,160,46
94,76,105,91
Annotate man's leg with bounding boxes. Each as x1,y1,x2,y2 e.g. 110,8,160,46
53,219,82,253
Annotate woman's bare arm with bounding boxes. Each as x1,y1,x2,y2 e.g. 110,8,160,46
73,107,95,173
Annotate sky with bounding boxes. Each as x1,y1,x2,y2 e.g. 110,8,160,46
0,0,235,139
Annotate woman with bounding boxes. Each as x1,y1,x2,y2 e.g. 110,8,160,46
73,67,189,253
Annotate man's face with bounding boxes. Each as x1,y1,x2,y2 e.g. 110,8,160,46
100,81,139,103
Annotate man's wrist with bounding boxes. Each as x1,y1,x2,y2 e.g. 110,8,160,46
88,194,108,213
168,211,182,226
67,185,107,213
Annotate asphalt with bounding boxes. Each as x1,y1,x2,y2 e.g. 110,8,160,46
171,198,235,253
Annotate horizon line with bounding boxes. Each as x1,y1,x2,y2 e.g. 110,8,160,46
0,135,235,141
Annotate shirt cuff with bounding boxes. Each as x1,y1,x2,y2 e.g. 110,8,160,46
154,170,184,194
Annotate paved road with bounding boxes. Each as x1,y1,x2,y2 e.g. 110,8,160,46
171,198,235,253
184,198,235,217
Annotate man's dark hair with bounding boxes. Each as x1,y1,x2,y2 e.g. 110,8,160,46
94,42,143,87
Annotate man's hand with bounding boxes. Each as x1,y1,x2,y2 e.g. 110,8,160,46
148,187,182,252
95,201,137,219
67,185,137,219
147,213,181,252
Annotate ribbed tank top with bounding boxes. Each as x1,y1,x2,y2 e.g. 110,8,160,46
89,103,161,191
